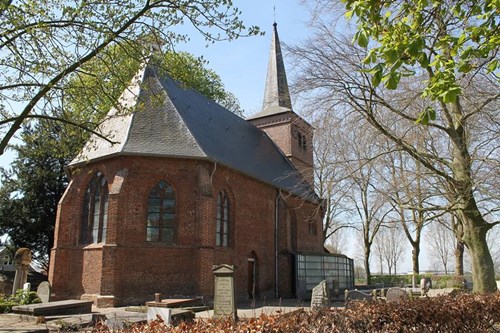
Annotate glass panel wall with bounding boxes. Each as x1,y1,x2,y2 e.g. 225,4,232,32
296,253,354,299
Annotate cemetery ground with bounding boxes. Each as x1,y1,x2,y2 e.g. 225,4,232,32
1,291,499,332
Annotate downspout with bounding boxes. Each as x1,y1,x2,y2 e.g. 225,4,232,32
275,189,282,299
210,161,217,184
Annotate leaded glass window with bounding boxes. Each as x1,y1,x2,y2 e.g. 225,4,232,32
216,190,230,247
81,172,108,244
147,180,175,244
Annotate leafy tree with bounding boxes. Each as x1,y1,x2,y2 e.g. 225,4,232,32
342,0,499,293
0,46,244,268
0,121,71,270
0,0,259,155
292,1,499,293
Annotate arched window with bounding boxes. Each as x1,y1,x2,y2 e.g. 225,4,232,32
147,180,175,243
81,172,108,244
216,190,230,247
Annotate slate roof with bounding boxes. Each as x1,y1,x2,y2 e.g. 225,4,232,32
71,63,317,201
247,22,292,120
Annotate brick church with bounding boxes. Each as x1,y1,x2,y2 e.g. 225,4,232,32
48,23,325,307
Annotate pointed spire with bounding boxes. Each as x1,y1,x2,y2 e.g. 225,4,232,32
260,22,292,115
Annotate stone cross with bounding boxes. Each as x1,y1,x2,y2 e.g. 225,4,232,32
12,248,31,295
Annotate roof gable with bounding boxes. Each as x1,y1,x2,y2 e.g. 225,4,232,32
71,62,317,201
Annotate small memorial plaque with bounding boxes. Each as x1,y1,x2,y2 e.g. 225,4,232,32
37,281,51,303
212,264,236,320
310,280,330,310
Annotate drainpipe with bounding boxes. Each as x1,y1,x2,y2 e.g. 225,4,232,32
210,161,217,184
275,189,282,299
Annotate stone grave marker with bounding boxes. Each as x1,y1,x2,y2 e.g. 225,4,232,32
37,281,51,303
212,264,236,320
344,289,373,308
310,280,330,310
386,287,409,302
12,248,32,295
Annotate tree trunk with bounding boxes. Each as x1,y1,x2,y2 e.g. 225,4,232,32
450,100,497,293
411,246,420,287
462,212,497,293
364,248,371,285
455,236,464,276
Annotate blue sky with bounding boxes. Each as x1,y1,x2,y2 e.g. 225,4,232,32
0,1,311,173
0,1,428,273
0,0,311,167
172,0,313,116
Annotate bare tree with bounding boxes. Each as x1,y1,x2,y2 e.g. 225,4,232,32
426,216,456,274
380,146,442,285
313,114,353,245
289,15,500,292
339,120,392,285
374,223,406,275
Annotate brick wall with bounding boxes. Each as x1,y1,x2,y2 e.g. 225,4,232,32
49,156,323,306
248,113,315,186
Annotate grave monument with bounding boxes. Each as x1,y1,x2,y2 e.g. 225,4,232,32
212,264,236,320
12,248,31,295
310,280,331,310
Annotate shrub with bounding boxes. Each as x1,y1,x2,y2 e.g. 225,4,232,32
0,290,41,313
370,274,412,287
370,274,468,289
97,293,500,332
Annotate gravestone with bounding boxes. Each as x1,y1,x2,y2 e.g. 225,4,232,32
12,248,32,295
344,289,372,308
37,281,51,303
310,280,330,310
212,264,236,320
386,287,409,302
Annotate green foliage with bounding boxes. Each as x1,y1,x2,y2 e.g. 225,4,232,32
342,0,499,120
64,43,244,129
371,274,468,289
371,274,412,287
0,0,259,154
0,290,41,313
0,43,242,266
0,117,81,267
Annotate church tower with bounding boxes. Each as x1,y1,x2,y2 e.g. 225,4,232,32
247,22,314,186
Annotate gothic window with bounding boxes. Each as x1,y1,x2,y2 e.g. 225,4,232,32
147,180,175,243
216,190,230,247
81,172,108,244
